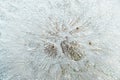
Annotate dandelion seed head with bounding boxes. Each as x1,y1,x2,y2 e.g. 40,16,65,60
0,0,119,80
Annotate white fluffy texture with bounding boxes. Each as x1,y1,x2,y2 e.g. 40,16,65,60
0,0,120,80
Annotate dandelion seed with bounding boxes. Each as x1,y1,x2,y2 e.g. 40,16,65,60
69,27,80,34
89,42,92,45
44,43,57,57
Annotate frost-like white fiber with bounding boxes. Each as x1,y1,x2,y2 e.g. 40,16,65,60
0,0,120,80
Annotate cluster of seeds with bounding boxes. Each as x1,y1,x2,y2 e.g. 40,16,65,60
41,17,87,61
60,40,84,61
